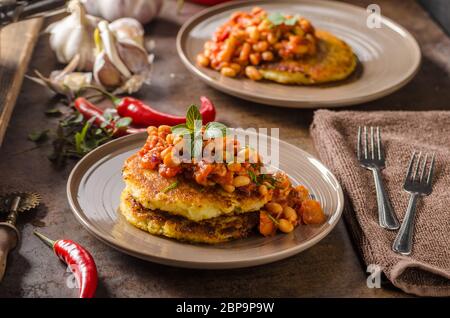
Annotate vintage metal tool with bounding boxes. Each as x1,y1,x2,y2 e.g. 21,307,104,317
0,192,41,282
0,0,65,27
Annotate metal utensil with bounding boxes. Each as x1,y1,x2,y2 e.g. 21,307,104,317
0,192,41,282
357,126,400,230
0,0,65,27
392,151,435,255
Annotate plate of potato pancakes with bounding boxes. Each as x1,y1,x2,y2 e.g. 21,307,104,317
67,111,344,269
177,0,421,108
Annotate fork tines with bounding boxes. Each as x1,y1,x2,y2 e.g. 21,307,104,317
357,126,383,161
405,151,436,185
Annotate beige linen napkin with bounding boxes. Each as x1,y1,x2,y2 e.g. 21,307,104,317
310,110,450,297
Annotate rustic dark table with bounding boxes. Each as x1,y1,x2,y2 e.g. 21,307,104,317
0,0,448,297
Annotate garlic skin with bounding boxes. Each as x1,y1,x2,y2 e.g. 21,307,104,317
27,55,93,97
46,0,99,71
81,0,163,25
109,18,145,47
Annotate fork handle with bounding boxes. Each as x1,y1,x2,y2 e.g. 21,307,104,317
372,168,400,230
392,193,419,255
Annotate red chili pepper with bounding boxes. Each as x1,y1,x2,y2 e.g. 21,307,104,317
34,231,98,298
74,97,114,130
74,97,146,136
115,96,216,127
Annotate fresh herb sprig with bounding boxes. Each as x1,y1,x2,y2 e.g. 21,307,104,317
171,105,227,158
267,12,300,26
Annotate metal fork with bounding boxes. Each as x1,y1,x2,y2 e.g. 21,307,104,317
357,126,400,230
392,151,436,255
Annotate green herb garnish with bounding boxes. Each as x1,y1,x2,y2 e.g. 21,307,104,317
268,12,300,26
45,108,63,117
28,130,49,143
248,170,258,184
263,211,279,226
171,105,228,159
161,181,179,193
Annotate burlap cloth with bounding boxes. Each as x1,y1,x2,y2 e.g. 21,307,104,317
310,110,450,297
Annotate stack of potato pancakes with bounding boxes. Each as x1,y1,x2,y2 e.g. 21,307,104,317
121,153,270,244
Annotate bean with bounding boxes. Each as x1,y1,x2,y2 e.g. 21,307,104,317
221,67,237,77
261,51,274,61
218,36,236,62
196,54,210,67
249,53,261,65
166,133,174,144
246,26,259,41
265,202,283,215
164,152,181,167
239,42,251,62
245,66,262,81
229,63,241,73
233,175,251,187
267,32,278,44
283,206,297,222
253,41,269,52
279,219,294,233
227,162,241,172
258,185,268,196
160,147,172,159
222,184,235,193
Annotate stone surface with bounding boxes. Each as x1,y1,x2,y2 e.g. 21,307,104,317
1,0,448,297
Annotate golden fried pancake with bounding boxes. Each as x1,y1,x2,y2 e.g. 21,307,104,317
259,30,357,85
122,154,269,221
120,190,258,244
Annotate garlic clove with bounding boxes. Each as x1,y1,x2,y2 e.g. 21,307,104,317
93,51,123,89
109,18,145,48
98,20,132,78
115,41,151,76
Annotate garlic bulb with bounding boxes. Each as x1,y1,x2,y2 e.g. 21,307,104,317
46,0,100,71
94,20,153,94
81,0,163,25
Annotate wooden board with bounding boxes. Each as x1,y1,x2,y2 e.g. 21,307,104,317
0,18,43,146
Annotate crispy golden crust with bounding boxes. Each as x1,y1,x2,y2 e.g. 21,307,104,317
122,154,269,222
120,190,258,244
259,30,357,85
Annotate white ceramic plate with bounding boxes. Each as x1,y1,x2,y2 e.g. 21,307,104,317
67,132,344,269
177,0,421,108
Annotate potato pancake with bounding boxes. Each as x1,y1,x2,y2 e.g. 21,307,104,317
123,154,269,222
258,30,357,85
120,190,258,244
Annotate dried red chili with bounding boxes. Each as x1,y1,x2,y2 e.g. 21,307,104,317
34,231,98,298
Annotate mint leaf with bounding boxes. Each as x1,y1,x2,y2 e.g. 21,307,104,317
171,124,192,136
28,130,49,143
204,122,228,139
268,12,285,26
284,15,299,26
186,104,202,130
115,117,132,128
